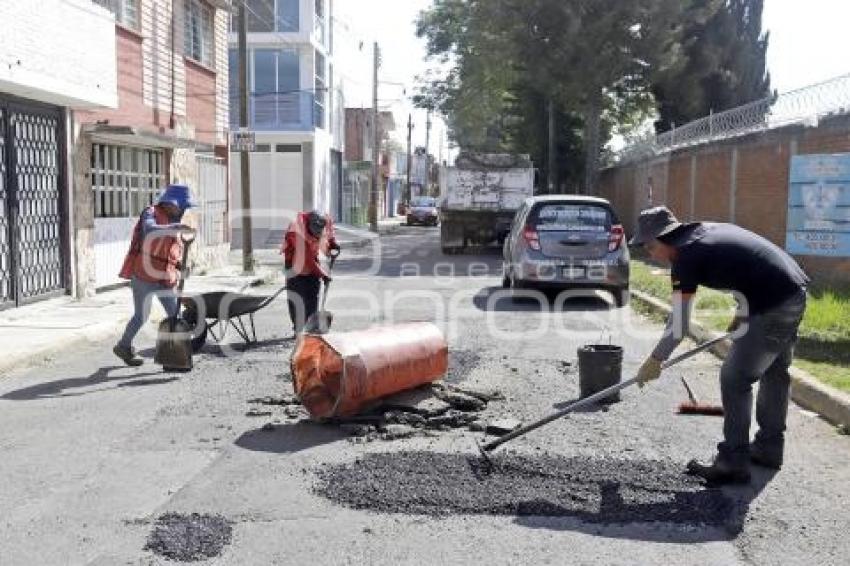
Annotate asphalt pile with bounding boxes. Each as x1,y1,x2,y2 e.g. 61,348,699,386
144,513,233,562
314,451,734,525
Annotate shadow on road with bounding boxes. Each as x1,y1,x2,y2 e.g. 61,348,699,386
513,467,777,543
0,366,166,401
472,287,613,313
234,422,346,454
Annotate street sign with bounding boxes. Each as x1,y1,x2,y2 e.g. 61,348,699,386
230,129,256,152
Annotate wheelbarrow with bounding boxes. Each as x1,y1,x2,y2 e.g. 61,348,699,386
180,284,289,350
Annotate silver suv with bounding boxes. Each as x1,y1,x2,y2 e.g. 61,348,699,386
502,196,630,307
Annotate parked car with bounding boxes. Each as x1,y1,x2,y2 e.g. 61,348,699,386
501,195,630,307
407,196,440,226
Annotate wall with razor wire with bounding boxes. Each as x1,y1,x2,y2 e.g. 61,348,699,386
597,112,850,284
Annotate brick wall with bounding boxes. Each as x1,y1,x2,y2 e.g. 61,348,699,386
185,59,217,146
597,114,850,283
75,27,153,128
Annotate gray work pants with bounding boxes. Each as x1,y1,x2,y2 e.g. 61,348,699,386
718,289,807,466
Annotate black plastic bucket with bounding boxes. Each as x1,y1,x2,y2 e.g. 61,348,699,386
577,344,623,403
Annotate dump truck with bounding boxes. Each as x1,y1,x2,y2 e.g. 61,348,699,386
439,153,535,254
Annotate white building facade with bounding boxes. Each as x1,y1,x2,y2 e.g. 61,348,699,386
229,0,345,248
0,0,117,308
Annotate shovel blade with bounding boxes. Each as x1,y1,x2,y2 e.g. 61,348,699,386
154,319,194,371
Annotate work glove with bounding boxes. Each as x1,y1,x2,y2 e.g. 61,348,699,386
636,357,663,388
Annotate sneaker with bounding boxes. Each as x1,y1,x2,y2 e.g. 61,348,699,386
685,457,751,486
750,445,783,470
113,344,143,367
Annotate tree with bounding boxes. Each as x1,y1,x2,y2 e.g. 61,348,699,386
416,0,693,192
652,0,771,130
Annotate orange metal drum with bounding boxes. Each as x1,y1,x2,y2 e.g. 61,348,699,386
291,323,449,419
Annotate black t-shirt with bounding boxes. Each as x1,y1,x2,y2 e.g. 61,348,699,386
669,223,809,315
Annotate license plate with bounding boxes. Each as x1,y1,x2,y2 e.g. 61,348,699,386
562,267,585,279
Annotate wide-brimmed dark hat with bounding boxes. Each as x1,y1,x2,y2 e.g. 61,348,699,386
629,206,685,245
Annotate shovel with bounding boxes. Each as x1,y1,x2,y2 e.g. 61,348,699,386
154,233,195,371
476,334,731,462
303,247,341,335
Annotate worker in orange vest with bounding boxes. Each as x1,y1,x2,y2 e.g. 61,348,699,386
281,210,340,334
113,184,197,366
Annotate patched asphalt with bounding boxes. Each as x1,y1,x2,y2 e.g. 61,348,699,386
314,451,735,526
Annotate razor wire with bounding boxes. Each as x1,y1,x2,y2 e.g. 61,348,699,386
614,73,850,165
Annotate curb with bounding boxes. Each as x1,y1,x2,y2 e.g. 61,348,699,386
0,274,266,378
631,289,850,428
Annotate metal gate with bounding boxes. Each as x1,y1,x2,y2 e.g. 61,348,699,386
0,97,66,309
196,154,228,246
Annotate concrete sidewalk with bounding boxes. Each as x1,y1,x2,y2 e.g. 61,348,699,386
0,264,267,377
335,217,405,246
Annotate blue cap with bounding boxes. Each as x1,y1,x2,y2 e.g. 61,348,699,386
158,184,198,210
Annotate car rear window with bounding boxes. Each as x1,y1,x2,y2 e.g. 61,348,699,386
412,197,436,207
531,204,611,232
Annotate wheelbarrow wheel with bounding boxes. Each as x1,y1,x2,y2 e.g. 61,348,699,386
182,305,209,352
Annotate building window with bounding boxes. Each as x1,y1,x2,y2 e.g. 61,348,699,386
253,144,271,152
184,0,214,67
91,144,165,219
277,0,299,32
314,50,326,129
232,0,299,33
314,0,326,45
92,0,140,30
276,144,302,153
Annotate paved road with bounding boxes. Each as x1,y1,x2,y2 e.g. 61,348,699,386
1,228,848,565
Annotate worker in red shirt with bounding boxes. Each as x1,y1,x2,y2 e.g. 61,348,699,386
114,184,197,366
281,210,340,334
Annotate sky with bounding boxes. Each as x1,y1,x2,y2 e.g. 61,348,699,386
335,0,452,161
336,0,850,155
763,0,850,92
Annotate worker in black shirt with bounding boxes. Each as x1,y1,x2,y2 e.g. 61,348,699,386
631,206,809,485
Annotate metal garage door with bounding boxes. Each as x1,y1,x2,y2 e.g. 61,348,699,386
0,96,66,310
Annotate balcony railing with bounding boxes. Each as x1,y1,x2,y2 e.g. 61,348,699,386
229,91,316,132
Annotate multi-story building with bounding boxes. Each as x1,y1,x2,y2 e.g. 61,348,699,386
228,0,345,247
343,107,395,224
0,0,118,309
73,0,232,295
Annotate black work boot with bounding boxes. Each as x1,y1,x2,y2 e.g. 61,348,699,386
113,344,144,367
685,456,751,486
750,443,783,470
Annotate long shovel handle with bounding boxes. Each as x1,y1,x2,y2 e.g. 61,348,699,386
481,333,731,453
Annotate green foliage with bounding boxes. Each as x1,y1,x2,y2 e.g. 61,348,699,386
415,0,700,190
652,0,771,129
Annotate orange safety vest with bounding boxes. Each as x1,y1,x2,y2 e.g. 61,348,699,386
119,206,183,287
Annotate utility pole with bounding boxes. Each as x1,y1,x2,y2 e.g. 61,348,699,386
238,1,254,273
369,42,380,233
547,98,556,195
405,113,413,204
425,109,432,195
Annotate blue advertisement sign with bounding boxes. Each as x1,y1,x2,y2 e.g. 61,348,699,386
786,153,850,257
